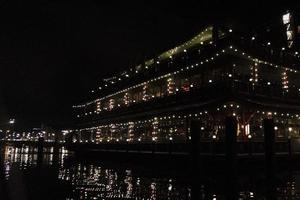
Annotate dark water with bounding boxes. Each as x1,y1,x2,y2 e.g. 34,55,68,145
0,145,300,199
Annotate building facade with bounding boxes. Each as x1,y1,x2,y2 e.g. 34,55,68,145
71,13,300,145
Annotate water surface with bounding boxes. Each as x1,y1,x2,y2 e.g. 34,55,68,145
1,145,300,199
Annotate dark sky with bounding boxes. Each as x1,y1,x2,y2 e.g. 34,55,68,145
0,0,297,129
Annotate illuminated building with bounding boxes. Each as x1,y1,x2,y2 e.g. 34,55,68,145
71,13,300,146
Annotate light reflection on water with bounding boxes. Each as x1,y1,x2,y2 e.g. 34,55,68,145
3,145,68,178
58,163,191,199
2,145,300,199
2,145,191,200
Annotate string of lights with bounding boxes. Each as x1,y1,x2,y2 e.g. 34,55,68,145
75,45,300,118
86,26,300,98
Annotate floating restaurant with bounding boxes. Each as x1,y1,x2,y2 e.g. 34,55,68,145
70,12,300,149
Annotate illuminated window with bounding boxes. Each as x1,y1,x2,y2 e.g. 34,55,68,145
286,30,294,40
282,13,291,25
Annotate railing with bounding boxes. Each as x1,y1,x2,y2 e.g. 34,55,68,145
80,77,300,125
232,79,300,102
67,137,300,157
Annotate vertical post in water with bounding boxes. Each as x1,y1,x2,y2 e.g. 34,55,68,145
263,118,275,174
126,140,129,154
225,116,237,169
224,116,238,200
288,136,292,160
248,135,253,157
263,118,276,199
168,138,173,155
191,120,202,167
53,132,60,166
190,120,202,200
37,137,44,165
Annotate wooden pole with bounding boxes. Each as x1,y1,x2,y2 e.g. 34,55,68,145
37,137,44,165
263,118,275,174
225,116,237,169
225,116,238,200
288,136,292,159
190,120,203,200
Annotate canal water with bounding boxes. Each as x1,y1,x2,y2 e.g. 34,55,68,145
0,145,300,199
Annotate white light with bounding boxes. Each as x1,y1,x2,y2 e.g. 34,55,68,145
274,126,278,131
267,82,271,85
212,135,217,139
229,29,233,33
289,127,293,132
9,119,15,124
251,37,255,40
282,47,285,51
267,42,271,45
282,12,291,24
248,135,252,139
169,137,173,141
209,79,212,83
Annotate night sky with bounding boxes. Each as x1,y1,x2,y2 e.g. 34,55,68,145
0,1,297,129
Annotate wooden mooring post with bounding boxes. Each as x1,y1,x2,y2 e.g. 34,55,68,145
263,118,276,199
190,120,203,200
263,118,275,176
37,137,44,165
53,133,60,166
288,136,292,159
224,116,238,200
225,116,237,169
